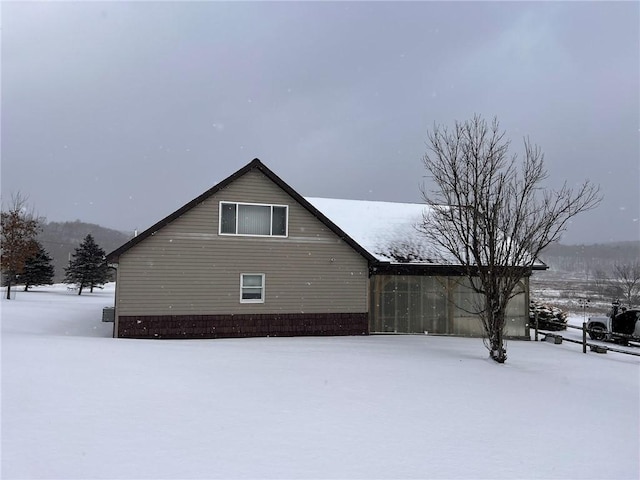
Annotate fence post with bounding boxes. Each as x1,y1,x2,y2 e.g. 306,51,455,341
534,313,539,341
582,322,587,354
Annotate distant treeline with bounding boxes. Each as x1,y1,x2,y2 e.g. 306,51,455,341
38,221,132,282
539,241,640,273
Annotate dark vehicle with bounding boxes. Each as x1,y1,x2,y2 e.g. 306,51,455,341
587,301,640,345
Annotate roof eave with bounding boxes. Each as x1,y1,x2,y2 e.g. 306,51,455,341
371,261,549,276
106,159,263,262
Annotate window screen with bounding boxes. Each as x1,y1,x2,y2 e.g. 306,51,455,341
220,203,237,234
273,207,287,236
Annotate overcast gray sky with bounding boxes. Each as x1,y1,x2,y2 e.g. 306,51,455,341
2,1,639,245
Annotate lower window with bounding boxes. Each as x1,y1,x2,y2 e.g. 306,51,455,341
240,274,265,303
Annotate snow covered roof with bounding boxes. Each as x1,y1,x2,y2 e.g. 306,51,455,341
306,197,444,264
306,197,547,270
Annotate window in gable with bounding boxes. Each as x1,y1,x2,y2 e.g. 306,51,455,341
220,202,288,237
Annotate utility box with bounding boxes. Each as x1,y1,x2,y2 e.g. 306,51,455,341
102,306,115,323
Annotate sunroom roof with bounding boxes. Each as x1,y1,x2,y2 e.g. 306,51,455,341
306,197,547,269
305,197,441,264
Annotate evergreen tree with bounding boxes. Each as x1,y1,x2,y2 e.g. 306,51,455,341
23,242,55,291
64,234,109,295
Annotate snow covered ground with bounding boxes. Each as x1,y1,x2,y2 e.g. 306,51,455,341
2,284,639,479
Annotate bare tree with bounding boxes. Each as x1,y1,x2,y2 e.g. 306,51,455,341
1,193,41,299
421,115,601,363
612,261,640,307
592,268,609,295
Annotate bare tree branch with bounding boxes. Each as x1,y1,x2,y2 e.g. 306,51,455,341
612,261,640,307
421,115,602,363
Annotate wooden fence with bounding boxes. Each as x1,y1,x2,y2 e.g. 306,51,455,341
533,316,640,358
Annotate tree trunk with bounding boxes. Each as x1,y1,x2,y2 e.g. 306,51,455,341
487,298,507,363
490,327,507,363
78,284,83,296
5,278,12,300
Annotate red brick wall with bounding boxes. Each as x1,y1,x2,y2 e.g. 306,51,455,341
117,312,369,339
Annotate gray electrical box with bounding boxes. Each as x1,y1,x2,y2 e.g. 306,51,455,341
102,306,115,322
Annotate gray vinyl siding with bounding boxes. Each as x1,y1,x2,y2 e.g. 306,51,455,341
115,170,369,317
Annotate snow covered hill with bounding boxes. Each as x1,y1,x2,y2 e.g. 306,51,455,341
2,284,638,479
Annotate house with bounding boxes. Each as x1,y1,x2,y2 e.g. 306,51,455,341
106,158,542,339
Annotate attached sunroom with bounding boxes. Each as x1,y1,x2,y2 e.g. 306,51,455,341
369,272,529,338
307,197,534,339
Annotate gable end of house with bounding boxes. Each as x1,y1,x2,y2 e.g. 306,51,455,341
107,158,377,265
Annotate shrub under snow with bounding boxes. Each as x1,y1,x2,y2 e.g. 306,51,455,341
529,300,568,331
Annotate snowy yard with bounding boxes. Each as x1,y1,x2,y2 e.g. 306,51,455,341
2,284,639,479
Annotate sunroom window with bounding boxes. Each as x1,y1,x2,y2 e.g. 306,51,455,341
220,202,288,236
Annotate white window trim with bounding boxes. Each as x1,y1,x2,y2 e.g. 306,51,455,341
240,273,265,304
219,201,289,237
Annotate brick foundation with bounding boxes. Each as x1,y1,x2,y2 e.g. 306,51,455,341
117,312,369,339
